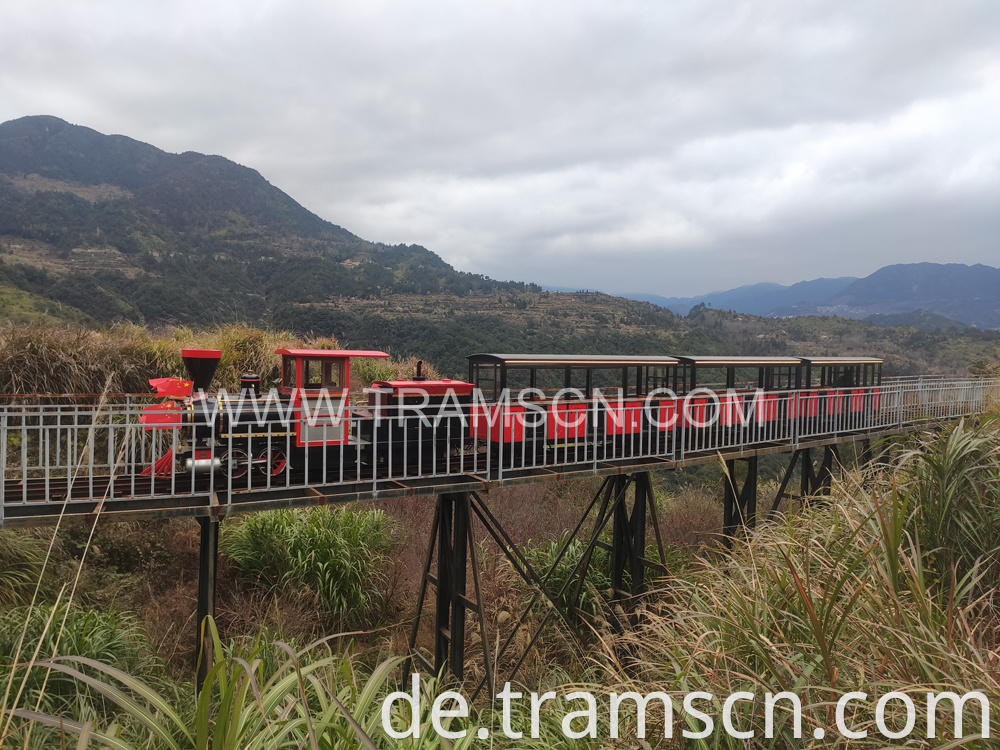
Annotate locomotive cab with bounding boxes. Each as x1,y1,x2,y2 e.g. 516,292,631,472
275,349,389,449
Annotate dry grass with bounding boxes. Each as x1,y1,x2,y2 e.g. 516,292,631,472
597,420,1000,747
0,322,451,396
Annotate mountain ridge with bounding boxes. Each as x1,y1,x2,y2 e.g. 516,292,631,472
626,263,999,330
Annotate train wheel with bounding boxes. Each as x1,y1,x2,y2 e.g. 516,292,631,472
222,449,249,479
256,448,288,477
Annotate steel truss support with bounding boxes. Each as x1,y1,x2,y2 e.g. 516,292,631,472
404,474,667,701
195,516,219,692
404,492,494,695
722,457,758,542
857,437,890,470
767,444,842,519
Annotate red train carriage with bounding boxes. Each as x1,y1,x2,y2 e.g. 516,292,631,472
798,356,883,433
671,356,803,441
466,353,679,466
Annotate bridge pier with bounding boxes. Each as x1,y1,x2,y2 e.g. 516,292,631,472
405,474,668,696
766,444,843,521
404,492,493,692
722,457,759,542
196,516,219,691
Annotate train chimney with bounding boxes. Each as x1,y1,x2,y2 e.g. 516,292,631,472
240,373,261,396
414,360,427,382
181,349,222,393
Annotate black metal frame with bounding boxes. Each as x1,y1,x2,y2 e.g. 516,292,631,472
403,473,669,698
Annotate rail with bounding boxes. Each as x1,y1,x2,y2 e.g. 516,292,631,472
1,377,998,524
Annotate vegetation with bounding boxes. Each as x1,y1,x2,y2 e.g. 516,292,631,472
0,531,45,607
221,507,396,630
605,419,1000,746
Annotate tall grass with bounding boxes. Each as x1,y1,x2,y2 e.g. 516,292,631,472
897,417,1000,596
7,617,602,749
0,531,46,607
5,620,393,749
221,507,395,630
0,603,171,747
0,323,336,394
603,419,1000,747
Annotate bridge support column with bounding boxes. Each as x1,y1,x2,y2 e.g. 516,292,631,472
801,445,838,500
196,516,219,692
723,457,758,541
608,473,664,624
405,492,492,691
767,445,842,519
406,475,668,700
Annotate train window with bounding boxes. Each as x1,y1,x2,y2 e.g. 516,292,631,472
732,367,759,389
645,366,669,394
506,368,533,394
829,366,857,387
303,360,322,388
470,363,498,399
301,359,344,391
283,357,296,390
674,363,693,393
768,366,796,391
325,361,343,389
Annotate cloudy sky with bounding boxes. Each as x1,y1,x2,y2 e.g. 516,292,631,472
2,1,998,296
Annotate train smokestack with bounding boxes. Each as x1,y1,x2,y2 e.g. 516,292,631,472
181,349,221,393
414,360,427,381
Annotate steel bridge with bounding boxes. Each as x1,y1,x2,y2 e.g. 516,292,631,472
2,376,998,690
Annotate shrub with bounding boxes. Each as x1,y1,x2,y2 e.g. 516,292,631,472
523,533,613,622
221,507,395,629
0,603,164,722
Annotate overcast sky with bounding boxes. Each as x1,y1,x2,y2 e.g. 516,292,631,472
2,1,998,296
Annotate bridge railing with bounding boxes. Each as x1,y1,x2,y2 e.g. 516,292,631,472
1,378,998,515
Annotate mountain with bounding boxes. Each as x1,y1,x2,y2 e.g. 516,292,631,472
0,115,529,326
0,116,997,377
627,277,858,317
818,263,1000,329
632,264,1000,331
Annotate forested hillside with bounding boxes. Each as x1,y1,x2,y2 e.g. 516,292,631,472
0,115,531,326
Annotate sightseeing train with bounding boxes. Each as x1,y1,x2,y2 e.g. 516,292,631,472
141,348,883,480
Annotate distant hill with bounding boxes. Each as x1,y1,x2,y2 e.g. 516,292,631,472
627,277,857,317
632,263,1000,331
863,309,969,332
0,115,530,326
818,263,1000,329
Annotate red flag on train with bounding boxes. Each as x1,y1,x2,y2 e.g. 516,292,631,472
148,377,193,399
140,401,183,429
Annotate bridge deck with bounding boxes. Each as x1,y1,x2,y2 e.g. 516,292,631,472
2,377,997,527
